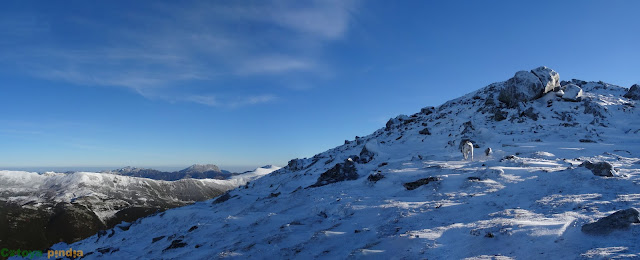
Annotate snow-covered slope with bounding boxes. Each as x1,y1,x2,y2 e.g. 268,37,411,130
54,67,640,259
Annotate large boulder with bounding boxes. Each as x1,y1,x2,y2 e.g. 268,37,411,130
581,161,617,177
309,158,358,187
582,208,640,235
624,84,640,100
562,84,583,102
531,66,560,93
498,71,546,108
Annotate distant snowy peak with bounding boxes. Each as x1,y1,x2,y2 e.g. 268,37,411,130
108,166,158,174
179,164,225,174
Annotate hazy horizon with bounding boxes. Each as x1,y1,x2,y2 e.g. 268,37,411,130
1,164,269,174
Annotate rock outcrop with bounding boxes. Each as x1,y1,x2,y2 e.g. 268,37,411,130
309,158,358,187
624,84,640,100
358,145,375,164
582,208,640,235
286,159,305,172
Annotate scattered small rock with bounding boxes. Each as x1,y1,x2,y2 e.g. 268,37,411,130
419,128,431,135
582,208,640,235
152,236,165,243
367,172,385,183
163,240,188,252
403,177,441,190
269,192,281,198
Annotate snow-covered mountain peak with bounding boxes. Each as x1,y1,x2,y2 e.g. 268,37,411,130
56,67,640,259
181,164,223,173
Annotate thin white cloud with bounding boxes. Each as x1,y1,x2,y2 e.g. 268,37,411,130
184,95,220,107
237,55,315,75
183,94,277,108
0,1,358,107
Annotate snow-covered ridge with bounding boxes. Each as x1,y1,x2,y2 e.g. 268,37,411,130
56,67,640,259
0,167,279,220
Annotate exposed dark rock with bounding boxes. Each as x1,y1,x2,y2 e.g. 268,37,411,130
421,106,435,115
581,161,617,177
286,158,305,172
385,115,410,131
403,177,441,190
367,173,385,183
163,240,188,252
188,225,198,232
624,84,640,100
152,236,165,243
583,99,607,119
579,139,596,143
467,177,482,181
419,128,431,135
378,162,388,167
582,208,640,235
461,121,475,136
212,193,231,204
493,109,508,121
358,145,375,164
519,107,538,121
97,247,119,254
269,192,281,198
309,158,359,188
502,155,518,161
484,148,492,156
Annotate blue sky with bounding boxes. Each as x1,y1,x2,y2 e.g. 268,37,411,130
1,1,639,171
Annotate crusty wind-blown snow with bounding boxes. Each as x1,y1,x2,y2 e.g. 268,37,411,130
52,67,640,259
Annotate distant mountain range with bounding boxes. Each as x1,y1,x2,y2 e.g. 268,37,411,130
102,164,235,181
0,165,280,251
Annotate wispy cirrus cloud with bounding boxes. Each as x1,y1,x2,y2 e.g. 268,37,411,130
0,0,358,107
